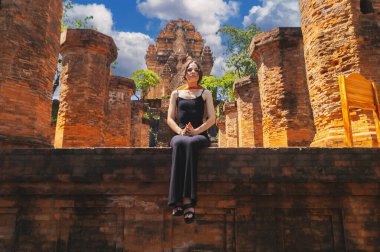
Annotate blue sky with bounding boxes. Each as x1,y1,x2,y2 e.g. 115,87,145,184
67,0,301,77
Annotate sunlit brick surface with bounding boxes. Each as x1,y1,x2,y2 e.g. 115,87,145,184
233,75,263,147
223,101,239,147
55,29,117,147
250,28,315,147
0,0,62,148
299,0,380,147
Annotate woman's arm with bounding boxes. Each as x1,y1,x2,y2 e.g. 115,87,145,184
189,90,216,135
167,90,184,135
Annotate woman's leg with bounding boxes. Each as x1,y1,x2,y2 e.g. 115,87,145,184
180,135,210,223
168,135,188,206
168,134,210,222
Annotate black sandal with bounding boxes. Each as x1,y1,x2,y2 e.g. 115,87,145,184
183,203,195,224
172,204,183,216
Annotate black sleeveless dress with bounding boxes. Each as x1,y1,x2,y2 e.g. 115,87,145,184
168,89,211,206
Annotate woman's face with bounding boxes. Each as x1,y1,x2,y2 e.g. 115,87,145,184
185,62,200,83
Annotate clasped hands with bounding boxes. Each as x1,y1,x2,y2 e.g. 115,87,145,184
179,122,199,136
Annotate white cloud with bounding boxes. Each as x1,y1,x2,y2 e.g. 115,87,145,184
137,0,240,77
111,32,154,76
68,4,113,35
66,3,154,77
243,0,301,31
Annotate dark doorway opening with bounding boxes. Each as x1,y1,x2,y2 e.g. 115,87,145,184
360,0,375,14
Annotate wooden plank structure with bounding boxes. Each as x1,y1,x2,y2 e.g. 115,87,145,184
338,72,380,146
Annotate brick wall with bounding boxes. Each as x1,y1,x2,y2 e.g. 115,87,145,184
223,102,239,147
0,0,62,148
216,117,226,147
0,148,379,251
250,28,315,147
299,0,380,147
157,98,176,147
104,76,135,147
233,75,263,147
130,101,144,147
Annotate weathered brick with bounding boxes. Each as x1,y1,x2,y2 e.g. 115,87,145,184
104,76,135,147
299,0,380,147
250,27,315,147
0,0,62,148
55,29,117,148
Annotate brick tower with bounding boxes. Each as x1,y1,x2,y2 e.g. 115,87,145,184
145,19,214,98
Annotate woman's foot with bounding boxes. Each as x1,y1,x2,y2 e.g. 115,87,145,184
183,203,195,224
172,203,183,216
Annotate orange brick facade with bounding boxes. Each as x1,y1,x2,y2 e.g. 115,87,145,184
216,117,226,147
233,75,263,147
104,76,135,147
223,101,239,147
130,101,150,147
55,29,117,148
250,28,315,147
0,148,379,251
0,0,62,148
299,0,380,147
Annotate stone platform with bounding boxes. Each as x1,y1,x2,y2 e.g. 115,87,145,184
0,148,379,251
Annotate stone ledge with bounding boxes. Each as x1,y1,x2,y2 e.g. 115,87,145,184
1,147,379,187
0,147,379,251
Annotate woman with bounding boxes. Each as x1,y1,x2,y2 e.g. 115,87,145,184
166,60,215,224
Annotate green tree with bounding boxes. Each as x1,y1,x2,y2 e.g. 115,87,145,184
200,75,219,101
200,70,237,102
217,23,261,78
219,70,237,102
61,0,94,32
132,70,160,100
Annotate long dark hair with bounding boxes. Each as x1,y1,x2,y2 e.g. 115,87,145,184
183,60,203,85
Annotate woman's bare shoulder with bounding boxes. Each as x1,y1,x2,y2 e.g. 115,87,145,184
170,89,179,98
202,89,213,96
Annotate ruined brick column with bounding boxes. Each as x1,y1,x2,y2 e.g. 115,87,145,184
233,75,263,147
130,101,144,147
55,29,117,148
223,102,239,147
250,28,315,147
141,118,150,147
299,0,380,146
0,1,62,148
104,76,135,147
157,98,176,147
216,117,226,147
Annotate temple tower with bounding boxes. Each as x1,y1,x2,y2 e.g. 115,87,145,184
145,19,214,99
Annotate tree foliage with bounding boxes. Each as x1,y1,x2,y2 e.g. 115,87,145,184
132,70,160,100
217,23,261,78
200,70,237,102
61,0,94,32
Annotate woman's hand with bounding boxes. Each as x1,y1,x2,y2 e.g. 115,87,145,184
186,127,201,136
178,128,188,135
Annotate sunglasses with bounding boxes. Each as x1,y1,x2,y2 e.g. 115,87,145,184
187,68,199,72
